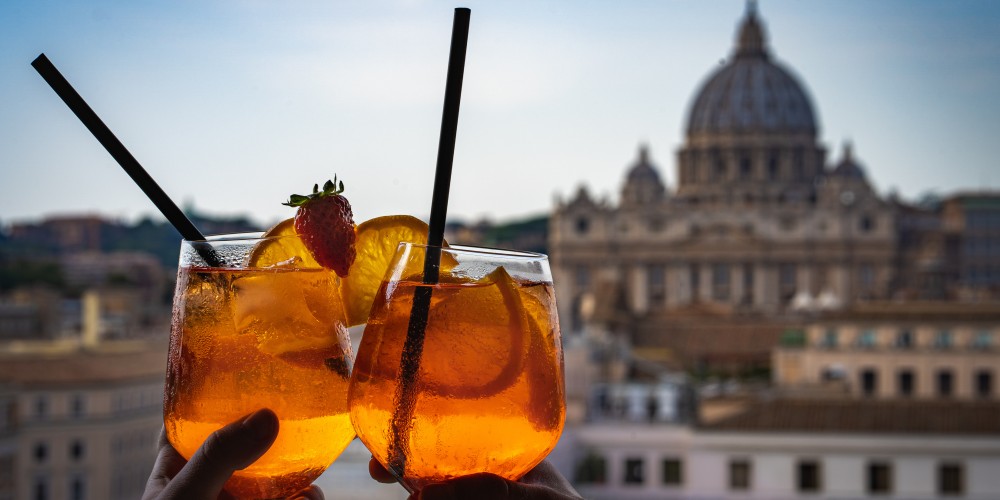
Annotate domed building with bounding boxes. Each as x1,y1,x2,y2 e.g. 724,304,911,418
550,4,896,370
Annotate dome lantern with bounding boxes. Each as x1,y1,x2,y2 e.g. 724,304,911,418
736,0,769,59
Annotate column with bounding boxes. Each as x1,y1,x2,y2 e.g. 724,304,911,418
630,265,648,314
732,264,745,306
699,263,713,303
670,264,691,306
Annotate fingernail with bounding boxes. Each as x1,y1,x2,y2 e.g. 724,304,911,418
241,409,277,443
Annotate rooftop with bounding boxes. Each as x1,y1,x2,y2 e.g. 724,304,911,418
0,340,166,386
701,399,1000,435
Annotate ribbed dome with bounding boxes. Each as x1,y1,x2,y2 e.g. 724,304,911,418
686,4,817,136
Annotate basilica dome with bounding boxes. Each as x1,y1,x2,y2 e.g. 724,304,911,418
686,4,817,136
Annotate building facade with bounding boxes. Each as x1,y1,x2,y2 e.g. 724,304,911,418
0,342,165,500
774,303,1000,400
566,401,1000,500
551,5,896,338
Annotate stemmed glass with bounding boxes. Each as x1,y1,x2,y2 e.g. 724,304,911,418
348,243,566,491
163,233,356,499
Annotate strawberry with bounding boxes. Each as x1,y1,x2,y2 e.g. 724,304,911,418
283,177,357,277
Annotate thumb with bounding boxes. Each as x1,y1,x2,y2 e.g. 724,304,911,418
161,409,279,499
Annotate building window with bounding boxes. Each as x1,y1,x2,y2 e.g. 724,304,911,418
742,263,754,304
712,263,730,301
647,264,666,303
934,330,954,350
859,214,875,232
972,331,993,350
859,264,875,292
714,157,727,181
937,370,954,398
898,370,915,397
820,329,838,349
662,458,683,486
729,459,751,491
574,453,606,485
71,394,85,418
690,265,701,300
895,330,913,349
779,263,797,302
34,396,48,420
939,463,964,495
797,460,821,493
793,148,805,177
574,266,590,290
623,457,644,485
739,155,752,180
34,442,47,463
856,330,876,349
867,462,892,494
34,475,49,500
861,369,878,397
70,439,85,461
71,474,86,500
975,370,993,398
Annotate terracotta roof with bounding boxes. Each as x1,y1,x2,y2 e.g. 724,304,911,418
701,399,1000,435
0,342,166,386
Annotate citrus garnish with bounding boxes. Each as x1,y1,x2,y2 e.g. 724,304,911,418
419,266,530,399
249,214,441,327
247,218,320,268
340,215,434,326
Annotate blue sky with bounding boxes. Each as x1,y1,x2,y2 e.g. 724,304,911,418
2,1,999,228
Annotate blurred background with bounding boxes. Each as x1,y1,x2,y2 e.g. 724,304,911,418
2,1,999,499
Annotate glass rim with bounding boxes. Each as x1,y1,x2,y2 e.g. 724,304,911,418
182,231,267,243
400,242,548,260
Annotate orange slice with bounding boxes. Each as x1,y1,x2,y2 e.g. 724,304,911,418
247,218,320,268
340,215,434,326
419,266,530,398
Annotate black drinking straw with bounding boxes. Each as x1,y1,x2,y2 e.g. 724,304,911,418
386,7,470,486
31,53,220,266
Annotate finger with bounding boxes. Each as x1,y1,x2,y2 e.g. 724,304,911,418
369,457,398,484
142,427,188,500
417,473,578,500
289,484,325,500
159,409,279,499
519,461,579,495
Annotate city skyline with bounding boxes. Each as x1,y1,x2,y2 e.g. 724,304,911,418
2,0,999,229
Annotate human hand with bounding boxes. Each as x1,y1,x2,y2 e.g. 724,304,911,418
368,458,581,500
143,409,324,500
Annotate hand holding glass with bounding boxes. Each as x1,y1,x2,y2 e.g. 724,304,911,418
163,233,356,499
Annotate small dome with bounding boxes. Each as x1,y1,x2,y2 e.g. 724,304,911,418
621,144,666,206
686,3,818,136
831,142,867,179
625,144,663,186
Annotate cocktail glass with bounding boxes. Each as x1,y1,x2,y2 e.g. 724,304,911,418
348,243,566,491
164,232,356,499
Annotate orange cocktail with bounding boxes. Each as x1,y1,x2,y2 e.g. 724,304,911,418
349,243,566,490
164,232,355,499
